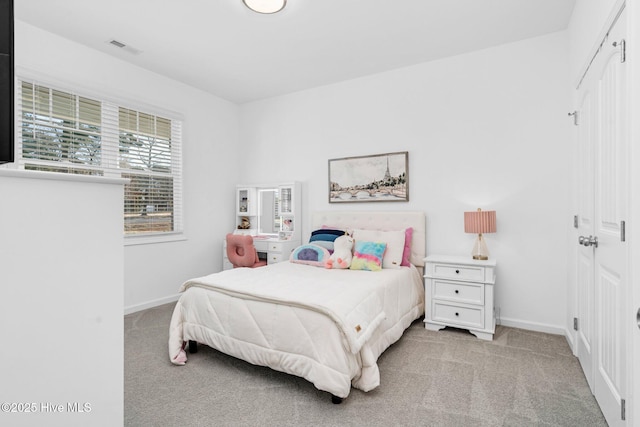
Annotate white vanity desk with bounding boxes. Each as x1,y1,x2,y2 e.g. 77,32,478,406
222,236,299,270
223,182,301,271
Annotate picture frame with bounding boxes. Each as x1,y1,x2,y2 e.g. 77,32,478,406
328,151,408,203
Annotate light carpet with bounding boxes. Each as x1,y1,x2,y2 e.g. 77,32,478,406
124,302,606,426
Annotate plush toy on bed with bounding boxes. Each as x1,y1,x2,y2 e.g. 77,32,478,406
325,234,354,269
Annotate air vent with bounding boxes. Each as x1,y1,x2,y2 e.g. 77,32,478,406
109,39,126,48
107,39,141,55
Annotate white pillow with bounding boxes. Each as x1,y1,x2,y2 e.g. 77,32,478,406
353,228,405,269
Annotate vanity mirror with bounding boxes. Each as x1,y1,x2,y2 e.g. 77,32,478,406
257,188,279,235
234,182,300,239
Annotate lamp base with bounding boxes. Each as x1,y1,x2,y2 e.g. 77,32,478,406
470,234,490,260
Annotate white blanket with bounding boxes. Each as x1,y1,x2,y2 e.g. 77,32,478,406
179,262,388,354
169,262,424,397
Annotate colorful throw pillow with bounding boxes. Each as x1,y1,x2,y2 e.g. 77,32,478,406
353,229,405,269
401,227,413,267
309,228,345,253
290,244,331,267
350,241,386,272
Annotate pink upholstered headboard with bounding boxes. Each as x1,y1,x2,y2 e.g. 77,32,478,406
310,211,426,268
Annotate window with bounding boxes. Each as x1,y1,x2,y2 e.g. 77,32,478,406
17,80,183,237
21,82,103,175
119,107,181,234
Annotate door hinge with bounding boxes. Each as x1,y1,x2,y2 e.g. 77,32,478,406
620,220,626,242
621,398,626,420
613,39,626,63
573,317,578,331
573,215,579,228
568,111,579,126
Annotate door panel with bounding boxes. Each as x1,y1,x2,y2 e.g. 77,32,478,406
577,250,594,389
593,19,627,425
575,7,627,427
576,84,595,391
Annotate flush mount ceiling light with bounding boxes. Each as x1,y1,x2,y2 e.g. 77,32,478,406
243,0,286,14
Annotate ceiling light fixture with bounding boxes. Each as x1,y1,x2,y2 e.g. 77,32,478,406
243,0,286,14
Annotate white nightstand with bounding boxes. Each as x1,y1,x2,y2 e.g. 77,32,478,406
423,255,497,341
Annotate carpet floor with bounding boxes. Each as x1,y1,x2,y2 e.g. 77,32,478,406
124,302,607,426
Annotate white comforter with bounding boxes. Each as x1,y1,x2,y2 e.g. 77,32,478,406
168,262,424,398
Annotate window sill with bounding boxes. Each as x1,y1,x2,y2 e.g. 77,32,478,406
124,232,187,246
0,167,129,186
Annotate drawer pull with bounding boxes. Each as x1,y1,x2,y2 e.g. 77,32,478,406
455,269,460,274
455,290,459,294
455,312,459,316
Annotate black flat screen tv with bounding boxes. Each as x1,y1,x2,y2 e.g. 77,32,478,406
0,0,14,164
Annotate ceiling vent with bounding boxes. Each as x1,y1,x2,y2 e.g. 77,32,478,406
108,39,141,55
109,39,126,48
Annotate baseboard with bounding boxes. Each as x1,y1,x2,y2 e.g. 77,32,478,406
564,328,577,354
500,317,577,354
124,294,181,315
498,316,567,336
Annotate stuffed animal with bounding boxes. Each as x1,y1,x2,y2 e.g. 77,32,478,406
325,234,354,269
238,216,251,229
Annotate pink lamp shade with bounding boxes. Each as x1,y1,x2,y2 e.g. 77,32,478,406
464,209,496,260
464,209,497,234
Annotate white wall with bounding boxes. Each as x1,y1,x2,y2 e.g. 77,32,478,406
12,21,241,313
1,21,241,424
10,8,578,335
239,32,572,333
0,171,125,427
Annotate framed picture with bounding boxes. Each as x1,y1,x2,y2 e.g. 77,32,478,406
328,151,408,203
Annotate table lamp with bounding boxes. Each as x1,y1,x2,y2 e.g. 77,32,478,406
464,208,496,260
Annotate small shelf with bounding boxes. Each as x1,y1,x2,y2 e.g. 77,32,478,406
237,187,257,216
279,186,293,215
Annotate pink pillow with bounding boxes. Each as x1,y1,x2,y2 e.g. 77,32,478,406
401,227,413,267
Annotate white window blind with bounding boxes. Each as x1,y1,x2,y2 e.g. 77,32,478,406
119,107,182,235
17,80,183,237
20,82,105,175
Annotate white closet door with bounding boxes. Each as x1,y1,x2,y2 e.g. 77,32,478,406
576,7,628,426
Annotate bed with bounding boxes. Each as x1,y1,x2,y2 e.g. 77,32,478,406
168,211,426,402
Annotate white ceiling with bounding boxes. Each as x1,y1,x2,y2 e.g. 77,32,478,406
16,0,576,104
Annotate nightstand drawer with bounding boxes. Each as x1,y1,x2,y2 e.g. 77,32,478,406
431,263,485,281
432,279,484,305
432,302,484,329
